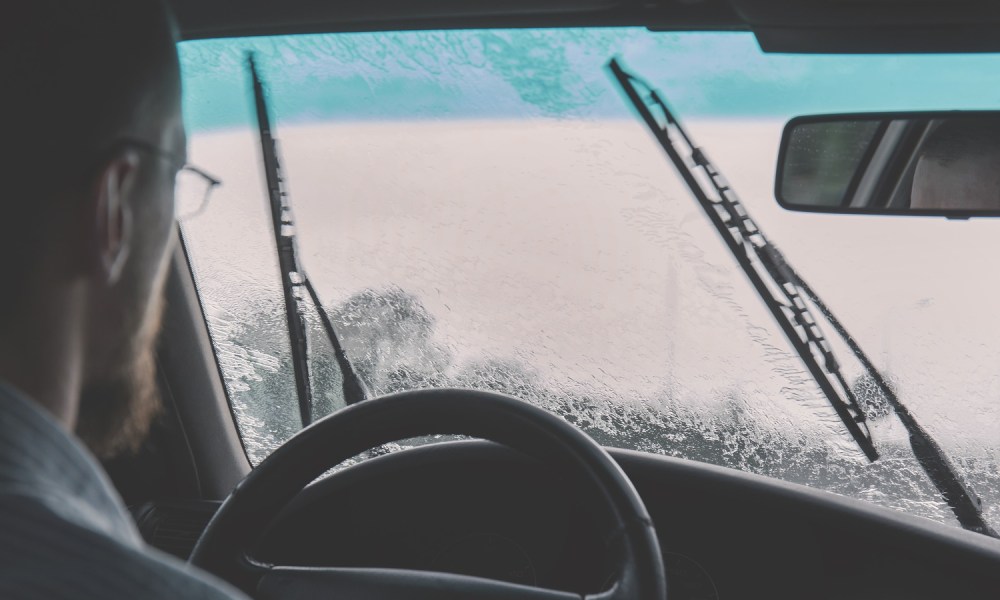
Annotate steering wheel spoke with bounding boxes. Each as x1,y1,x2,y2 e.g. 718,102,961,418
257,566,583,600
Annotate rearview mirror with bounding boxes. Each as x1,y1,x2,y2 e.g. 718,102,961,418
776,111,1000,217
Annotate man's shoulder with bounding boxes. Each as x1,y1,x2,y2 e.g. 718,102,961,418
0,491,248,599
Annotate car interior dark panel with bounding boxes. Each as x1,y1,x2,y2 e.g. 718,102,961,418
168,0,745,39
752,25,1000,54
261,455,608,592
167,0,1000,53
134,499,223,560
731,0,1000,52
730,0,1000,26
244,442,1000,598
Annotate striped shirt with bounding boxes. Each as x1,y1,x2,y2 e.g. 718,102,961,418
0,381,248,599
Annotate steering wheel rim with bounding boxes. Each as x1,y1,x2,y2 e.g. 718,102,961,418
190,388,667,600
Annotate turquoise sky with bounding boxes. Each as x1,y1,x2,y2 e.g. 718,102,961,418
179,29,1000,132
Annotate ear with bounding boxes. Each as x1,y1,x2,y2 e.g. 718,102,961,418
90,150,140,285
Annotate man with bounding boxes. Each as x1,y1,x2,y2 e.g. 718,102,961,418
910,118,1000,211
0,1,247,597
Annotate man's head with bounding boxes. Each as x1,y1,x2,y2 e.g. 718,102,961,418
911,118,1000,211
0,0,183,458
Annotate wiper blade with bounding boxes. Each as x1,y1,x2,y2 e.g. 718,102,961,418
607,57,998,537
248,54,370,426
607,58,877,460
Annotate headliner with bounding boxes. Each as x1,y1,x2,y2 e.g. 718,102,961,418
167,0,1000,53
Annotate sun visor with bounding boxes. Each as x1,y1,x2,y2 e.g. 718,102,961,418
733,0,1000,53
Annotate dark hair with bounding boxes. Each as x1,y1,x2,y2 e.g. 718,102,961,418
0,0,177,284
920,117,1000,168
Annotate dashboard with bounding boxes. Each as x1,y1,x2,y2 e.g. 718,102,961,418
253,441,1000,599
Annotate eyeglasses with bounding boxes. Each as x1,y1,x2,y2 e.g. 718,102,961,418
174,164,223,221
120,138,223,221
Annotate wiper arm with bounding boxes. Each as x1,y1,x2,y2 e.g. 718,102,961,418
248,54,370,426
788,258,995,535
607,58,997,537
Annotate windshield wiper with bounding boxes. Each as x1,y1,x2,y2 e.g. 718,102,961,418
608,57,998,537
248,54,370,426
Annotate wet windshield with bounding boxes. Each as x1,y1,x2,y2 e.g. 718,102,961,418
178,29,1000,532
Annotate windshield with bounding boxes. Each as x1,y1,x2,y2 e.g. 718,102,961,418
177,29,1000,532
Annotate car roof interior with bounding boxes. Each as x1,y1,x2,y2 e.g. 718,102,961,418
169,0,1000,53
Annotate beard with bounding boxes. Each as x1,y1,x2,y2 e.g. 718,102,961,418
76,290,166,460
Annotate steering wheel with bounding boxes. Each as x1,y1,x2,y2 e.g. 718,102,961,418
190,388,667,599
